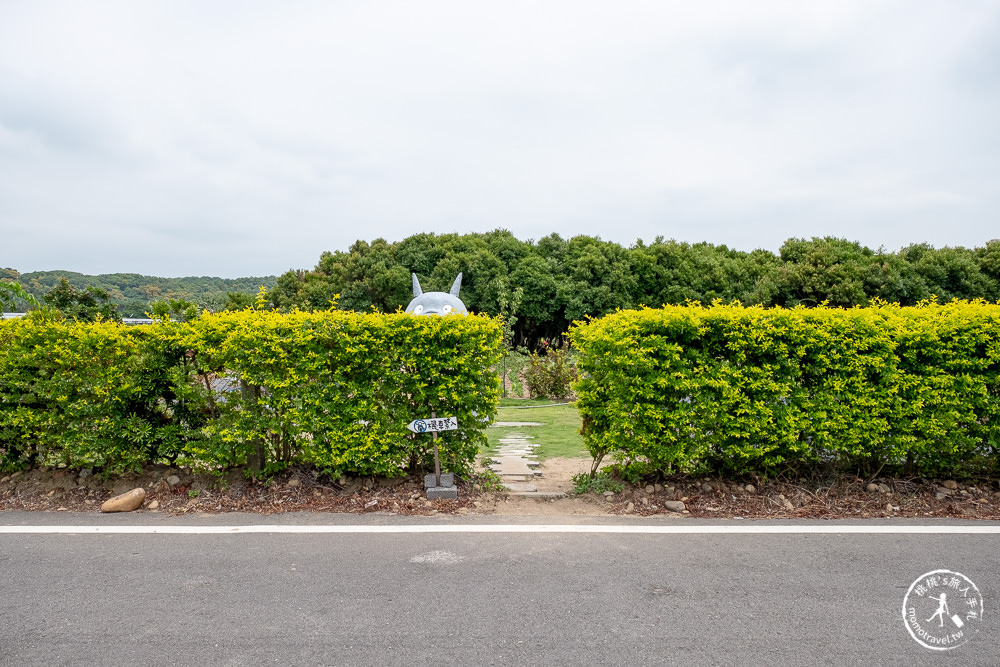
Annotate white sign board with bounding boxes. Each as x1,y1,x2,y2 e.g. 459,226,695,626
407,416,458,433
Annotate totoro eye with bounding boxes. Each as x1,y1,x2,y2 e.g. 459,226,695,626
442,305,453,314
413,304,423,314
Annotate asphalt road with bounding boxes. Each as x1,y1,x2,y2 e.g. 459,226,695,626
1,513,998,666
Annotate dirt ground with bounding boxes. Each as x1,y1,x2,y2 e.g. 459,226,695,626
2,457,999,519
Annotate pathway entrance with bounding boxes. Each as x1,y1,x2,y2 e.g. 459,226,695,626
487,423,568,498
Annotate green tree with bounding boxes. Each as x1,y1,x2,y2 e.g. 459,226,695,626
120,298,151,318
974,239,1000,301
222,291,255,311
494,278,525,397
901,243,998,302
510,254,561,345
149,298,198,322
0,280,40,311
773,237,877,307
43,278,120,322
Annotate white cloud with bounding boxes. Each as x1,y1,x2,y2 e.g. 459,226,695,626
1,0,998,276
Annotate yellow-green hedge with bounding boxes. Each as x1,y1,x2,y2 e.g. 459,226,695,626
569,300,1000,477
0,310,502,477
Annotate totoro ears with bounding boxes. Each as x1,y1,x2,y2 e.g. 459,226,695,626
411,272,463,298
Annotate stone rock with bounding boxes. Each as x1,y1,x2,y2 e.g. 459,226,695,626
936,486,953,496
935,492,948,501
603,491,615,498
663,500,686,512
866,483,879,493
426,486,457,500
503,483,537,493
101,488,146,513
286,479,300,488
878,483,891,494
626,502,635,513
424,473,455,489
78,468,93,480
0,476,8,484
664,486,675,495
778,494,794,510
942,480,958,490
644,485,655,494
152,480,169,493
166,475,181,487
654,484,663,493
701,483,714,493
147,500,159,510
744,484,756,494
885,503,893,512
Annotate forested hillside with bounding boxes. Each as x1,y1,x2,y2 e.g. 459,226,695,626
267,231,1000,346
0,268,276,317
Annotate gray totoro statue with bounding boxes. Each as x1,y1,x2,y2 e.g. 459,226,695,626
405,273,469,316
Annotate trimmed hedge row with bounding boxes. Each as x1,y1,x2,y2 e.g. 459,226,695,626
0,310,503,477
569,300,1000,477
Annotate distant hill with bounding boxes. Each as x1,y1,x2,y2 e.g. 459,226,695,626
1,268,276,317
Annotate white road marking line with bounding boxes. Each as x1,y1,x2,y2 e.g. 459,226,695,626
0,524,999,535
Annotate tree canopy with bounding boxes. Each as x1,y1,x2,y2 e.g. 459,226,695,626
8,234,997,345
263,232,1000,348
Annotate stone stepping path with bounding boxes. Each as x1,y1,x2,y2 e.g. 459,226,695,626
487,430,566,498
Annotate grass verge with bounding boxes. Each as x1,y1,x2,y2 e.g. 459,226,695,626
485,400,587,460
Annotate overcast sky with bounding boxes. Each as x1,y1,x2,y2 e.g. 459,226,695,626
1,1,998,278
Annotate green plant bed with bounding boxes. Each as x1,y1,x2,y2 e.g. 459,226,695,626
485,402,588,460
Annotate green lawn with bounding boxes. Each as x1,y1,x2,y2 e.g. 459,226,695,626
485,400,588,460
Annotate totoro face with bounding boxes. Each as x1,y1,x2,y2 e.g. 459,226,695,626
405,292,469,316
405,272,469,316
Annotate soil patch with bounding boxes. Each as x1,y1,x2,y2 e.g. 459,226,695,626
1,461,998,519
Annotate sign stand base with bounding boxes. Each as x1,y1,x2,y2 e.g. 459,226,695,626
424,473,457,499
426,485,458,500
